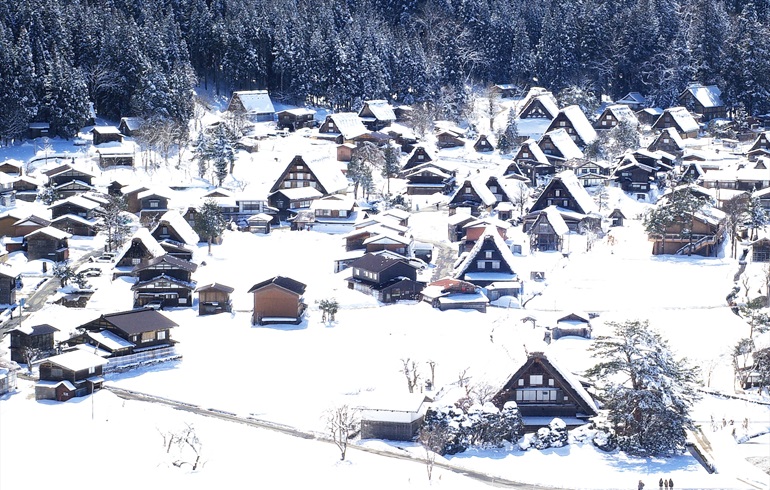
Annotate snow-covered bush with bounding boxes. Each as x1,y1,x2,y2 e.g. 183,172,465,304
421,401,524,455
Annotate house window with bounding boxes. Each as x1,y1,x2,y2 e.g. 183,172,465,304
276,200,285,208
141,331,154,343
284,181,291,188
88,366,95,374
554,189,561,197
489,186,497,193
157,331,166,340
149,200,159,208
491,261,500,269
522,152,529,158
418,154,424,160
132,335,139,342
559,121,566,127
549,379,554,386
563,200,568,207
601,120,607,126
51,368,63,377
529,374,543,385
161,226,168,235
477,260,486,269
132,258,141,265
517,379,524,386
179,297,187,304
465,186,471,194
485,251,493,259
297,165,304,170
663,138,670,143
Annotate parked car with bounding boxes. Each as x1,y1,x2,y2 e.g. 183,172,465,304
79,267,102,277
143,300,164,310
89,253,116,263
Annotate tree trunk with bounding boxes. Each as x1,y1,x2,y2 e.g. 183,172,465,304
208,237,212,255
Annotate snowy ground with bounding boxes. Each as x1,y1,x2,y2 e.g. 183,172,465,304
1,95,769,489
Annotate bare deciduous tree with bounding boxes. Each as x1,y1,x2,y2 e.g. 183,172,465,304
470,382,497,406
324,405,359,461
400,358,421,393
160,423,204,471
417,423,451,482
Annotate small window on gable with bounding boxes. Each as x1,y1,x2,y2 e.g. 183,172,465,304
554,189,561,197
549,378,554,386
517,379,524,386
485,251,493,259
530,374,543,385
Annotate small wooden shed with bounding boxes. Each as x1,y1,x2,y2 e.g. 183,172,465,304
195,283,234,315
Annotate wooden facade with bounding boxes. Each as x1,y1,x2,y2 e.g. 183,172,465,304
248,276,307,325
131,255,197,308
492,351,598,427
276,108,316,131
473,135,494,152
347,253,422,303
0,269,20,308
9,324,58,363
195,283,234,315
269,155,330,194
36,350,108,401
401,146,433,173
25,227,70,261
76,308,178,354
91,126,123,145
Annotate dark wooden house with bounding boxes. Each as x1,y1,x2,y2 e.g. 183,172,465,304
636,107,664,127
12,176,40,202
593,104,639,130
528,170,598,215
448,179,497,216
473,134,495,152
35,350,108,401
649,197,725,256
526,207,569,252
195,283,234,315
277,108,317,131
609,208,626,227
116,229,165,267
401,146,433,173
50,214,98,237
131,255,198,308
678,84,726,122
538,129,584,166
268,187,323,221
615,92,647,111
405,166,452,195
118,117,144,136
226,90,275,122
150,210,200,246
453,226,518,287
347,253,423,303
651,107,699,139
137,189,170,221
9,323,58,363
359,394,433,441
436,129,465,148
0,268,20,309
747,132,770,161
358,100,396,131
517,91,559,119
49,195,102,220
269,155,344,196
44,164,95,192
248,276,307,325
318,112,368,143
492,351,598,428
9,214,50,238
544,105,597,148
611,153,656,193
647,127,685,155
91,126,123,145
25,226,70,261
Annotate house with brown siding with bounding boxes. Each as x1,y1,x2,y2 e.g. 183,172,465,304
25,226,70,261
248,276,307,325
35,350,108,401
9,323,58,363
347,253,422,303
492,351,598,429
677,84,726,122
195,283,234,315
131,255,198,308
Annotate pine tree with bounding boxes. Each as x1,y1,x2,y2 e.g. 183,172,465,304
193,199,228,255
586,320,700,456
209,124,234,187
381,145,400,195
496,110,518,155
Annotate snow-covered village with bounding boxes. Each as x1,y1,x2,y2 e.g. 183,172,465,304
1,1,770,489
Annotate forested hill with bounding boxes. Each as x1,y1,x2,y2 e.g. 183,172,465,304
1,0,769,139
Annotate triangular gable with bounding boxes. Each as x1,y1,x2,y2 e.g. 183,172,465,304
454,226,517,278
530,170,597,215
492,351,598,416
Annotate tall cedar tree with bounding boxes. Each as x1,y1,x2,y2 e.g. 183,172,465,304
193,199,228,255
586,320,700,456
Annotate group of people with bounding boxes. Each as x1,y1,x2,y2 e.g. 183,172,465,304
637,478,675,490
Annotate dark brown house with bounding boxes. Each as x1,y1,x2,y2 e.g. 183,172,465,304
436,129,465,148
195,283,234,315
12,176,40,202
517,92,559,119
647,127,685,155
453,227,518,287
544,105,597,148
248,276,307,325
44,164,95,188
277,108,317,131
269,155,336,195
50,214,99,237
347,253,422,303
137,189,170,221
9,323,58,363
131,254,198,308
747,132,770,161
492,351,598,428
35,350,108,401
49,195,102,220
25,226,70,261
0,268,20,308
116,229,165,267
677,84,726,122
448,179,497,216
404,165,452,195
651,107,699,139
474,134,495,152
401,146,433,173
91,126,124,145
528,170,598,215
358,100,396,131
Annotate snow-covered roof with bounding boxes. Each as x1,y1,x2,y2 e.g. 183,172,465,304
230,90,275,115
542,129,584,160
540,206,569,235
616,92,647,105
92,125,122,135
518,92,560,119
87,330,134,351
603,104,639,126
51,214,99,227
450,179,497,207
560,105,597,144
555,170,598,214
310,195,355,211
517,139,550,165
49,195,101,211
120,227,166,259
539,352,598,413
463,216,512,230
360,100,396,122
119,117,144,131
362,231,411,246
137,187,172,200
454,226,518,278
25,226,71,240
682,84,724,109
156,210,200,245
41,349,108,371
381,208,410,221
271,187,324,201
277,108,316,117
325,113,368,140
659,107,699,133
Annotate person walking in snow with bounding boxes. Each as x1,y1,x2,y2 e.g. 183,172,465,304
664,480,669,490
668,478,674,489
638,480,645,490
659,478,664,489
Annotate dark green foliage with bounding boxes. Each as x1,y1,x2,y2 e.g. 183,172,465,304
586,320,700,456
421,402,524,455
193,199,228,254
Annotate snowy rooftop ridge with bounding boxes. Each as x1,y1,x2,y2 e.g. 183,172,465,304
156,210,200,246
454,225,517,279
560,105,597,145
555,169,598,215
542,129,584,160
